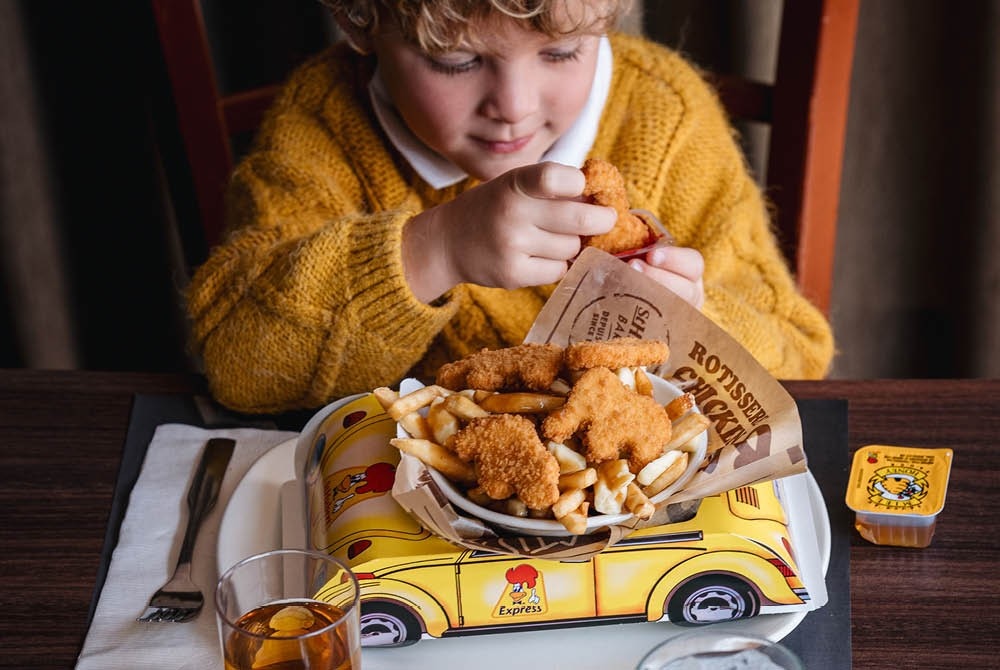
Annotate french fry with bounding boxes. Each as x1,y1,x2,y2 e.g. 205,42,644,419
625,482,655,519
637,449,685,486
597,459,635,491
549,379,572,395
552,488,587,519
427,401,460,446
478,392,566,414
664,392,696,420
387,385,450,420
547,441,587,473
616,366,636,390
504,497,529,518
390,437,477,484
634,368,654,397
559,467,597,491
441,394,490,421
466,486,493,506
398,411,431,440
557,500,589,535
593,460,634,514
641,451,690,497
373,386,399,410
665,412,712,451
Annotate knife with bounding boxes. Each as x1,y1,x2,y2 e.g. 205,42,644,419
177,437,236,567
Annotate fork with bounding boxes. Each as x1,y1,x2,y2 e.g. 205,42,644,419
137,437,235,623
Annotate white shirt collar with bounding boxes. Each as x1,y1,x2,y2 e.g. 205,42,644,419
368,35,613,189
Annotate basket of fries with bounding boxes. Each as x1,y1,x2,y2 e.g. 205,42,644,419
375,338,711,539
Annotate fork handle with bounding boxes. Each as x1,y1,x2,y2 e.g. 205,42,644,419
176,438,235,566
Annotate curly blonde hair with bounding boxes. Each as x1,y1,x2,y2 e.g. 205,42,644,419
321,0,632,53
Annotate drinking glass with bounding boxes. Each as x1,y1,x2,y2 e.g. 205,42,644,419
636,630,803,670
216,549,360,670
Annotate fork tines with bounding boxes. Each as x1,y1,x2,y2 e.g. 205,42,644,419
137,603,202,623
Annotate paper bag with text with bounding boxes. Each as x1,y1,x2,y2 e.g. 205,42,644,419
525,247,807,503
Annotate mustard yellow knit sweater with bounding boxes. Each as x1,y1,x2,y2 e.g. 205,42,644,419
186,33,834,414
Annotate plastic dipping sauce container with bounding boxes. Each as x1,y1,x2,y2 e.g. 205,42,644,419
845,445,953,548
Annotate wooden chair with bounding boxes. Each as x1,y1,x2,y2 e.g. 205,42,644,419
153,0,858,314
646,1,859,315
151,0,332,261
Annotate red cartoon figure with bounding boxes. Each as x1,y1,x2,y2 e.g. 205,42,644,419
328,462,396,517
505,565,541,605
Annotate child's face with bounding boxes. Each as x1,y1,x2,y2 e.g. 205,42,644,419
372,14,602,181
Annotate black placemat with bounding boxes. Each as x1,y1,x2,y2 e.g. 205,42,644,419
90,395,852,667
782,398,852,668
87,394,205,624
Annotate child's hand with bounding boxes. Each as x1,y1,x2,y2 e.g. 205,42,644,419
404,162,616,302
628,243,705,310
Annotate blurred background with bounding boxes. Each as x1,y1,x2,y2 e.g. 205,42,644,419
1,0,997,379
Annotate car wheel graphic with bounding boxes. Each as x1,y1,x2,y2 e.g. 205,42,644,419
360,601,423,647
667,575,760,625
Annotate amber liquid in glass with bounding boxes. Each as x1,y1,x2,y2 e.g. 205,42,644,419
224,600,357,670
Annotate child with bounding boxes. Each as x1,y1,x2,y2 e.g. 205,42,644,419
186,0,834,414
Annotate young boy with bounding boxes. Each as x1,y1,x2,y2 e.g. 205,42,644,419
186,0,834,414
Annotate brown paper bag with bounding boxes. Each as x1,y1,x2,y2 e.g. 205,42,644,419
525,247,807,504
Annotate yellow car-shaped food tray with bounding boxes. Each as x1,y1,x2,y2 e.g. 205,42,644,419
301,393,813,647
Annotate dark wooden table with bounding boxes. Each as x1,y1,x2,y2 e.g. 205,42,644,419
1,371,998,669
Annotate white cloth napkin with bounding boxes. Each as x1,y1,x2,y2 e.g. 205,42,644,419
76,424,298,670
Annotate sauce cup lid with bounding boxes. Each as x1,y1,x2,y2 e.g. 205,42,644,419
845,445,953,517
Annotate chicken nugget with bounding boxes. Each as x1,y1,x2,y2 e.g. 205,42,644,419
580,158,652,254
542,367,672,472
452,414,561,510
565,337,671,370
436,343,565,392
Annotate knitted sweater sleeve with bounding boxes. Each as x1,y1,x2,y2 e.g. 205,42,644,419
668,72,834,379
186,57,457,413
602,36,834,379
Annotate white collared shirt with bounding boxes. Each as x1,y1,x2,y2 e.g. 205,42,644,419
368,35,613,189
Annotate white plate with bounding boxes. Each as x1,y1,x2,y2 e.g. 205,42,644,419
218,440,830,669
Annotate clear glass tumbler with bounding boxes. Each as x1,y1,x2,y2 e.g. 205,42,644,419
636,630,803,670
215,549,361,670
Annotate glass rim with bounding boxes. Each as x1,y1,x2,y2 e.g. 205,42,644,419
215,548,360,640
637,630,802,669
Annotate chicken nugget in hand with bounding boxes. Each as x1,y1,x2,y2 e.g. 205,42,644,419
580,158,652,254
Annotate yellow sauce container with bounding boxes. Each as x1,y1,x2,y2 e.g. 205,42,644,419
845,445,953,548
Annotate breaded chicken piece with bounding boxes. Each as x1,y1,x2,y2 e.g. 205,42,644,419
452,414,561,510
565,337,671,370
542,367,672,472
580,158,652,254
436,343,565,392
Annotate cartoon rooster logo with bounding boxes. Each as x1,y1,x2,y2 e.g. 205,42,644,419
493,564,547,617
506,565,541,605
325,462,396,523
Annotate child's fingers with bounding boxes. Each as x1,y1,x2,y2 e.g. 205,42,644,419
530,229,587,261
629,260,705,309
518,257,573,287
510,162,585,200
532,200,616,237
646,245,705,282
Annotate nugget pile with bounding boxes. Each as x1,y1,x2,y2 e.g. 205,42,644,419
374,338,710,535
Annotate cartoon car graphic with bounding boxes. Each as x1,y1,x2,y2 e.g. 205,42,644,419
303,394,810,647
